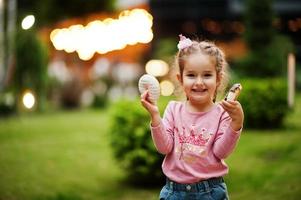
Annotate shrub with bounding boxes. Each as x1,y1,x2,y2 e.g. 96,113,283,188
92,94,107,108
109,97,170,185
0,92,15,116
236,78,288,129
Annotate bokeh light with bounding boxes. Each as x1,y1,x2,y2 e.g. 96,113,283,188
145,59,169,77
50,8,153,60
22,90,35,109
160,80,175,96
21,15,35,30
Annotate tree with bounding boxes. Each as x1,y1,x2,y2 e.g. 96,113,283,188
244,0,274,51
14,29,48,112
0,0,17,92
236,0,294,77
17,0,116,28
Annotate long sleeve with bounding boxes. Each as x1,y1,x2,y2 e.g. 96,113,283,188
150,102,175,154
212,112,241,159
151,102,243,184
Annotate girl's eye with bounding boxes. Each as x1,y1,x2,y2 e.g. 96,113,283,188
186,74,195,77
204,73,212,77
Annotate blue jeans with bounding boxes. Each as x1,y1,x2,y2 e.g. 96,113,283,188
159,177,229,200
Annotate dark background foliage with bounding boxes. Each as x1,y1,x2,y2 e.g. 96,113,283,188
18,0,116,27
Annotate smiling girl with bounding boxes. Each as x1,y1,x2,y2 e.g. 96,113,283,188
140,35,244,200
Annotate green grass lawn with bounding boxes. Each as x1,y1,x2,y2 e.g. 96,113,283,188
0,94,301,200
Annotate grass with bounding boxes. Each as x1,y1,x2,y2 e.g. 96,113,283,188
0,94,301,200
0,110,159,200
227,130,301,200
226,93,301,200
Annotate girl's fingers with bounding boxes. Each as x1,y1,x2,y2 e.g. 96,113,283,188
141,91,153,104
140,89,160,117
140,90,148,99
222,100,239,108
221,100,234,110
221,100,241,114
141,90,156,108
221,101,244,129
141,98,151,106
223,100,238,106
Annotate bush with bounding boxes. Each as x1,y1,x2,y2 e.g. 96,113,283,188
236,78,288,129
92,94,107,108
0,92,15,116
109,97,171,185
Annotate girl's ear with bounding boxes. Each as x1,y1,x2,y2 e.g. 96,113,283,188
177,73,182,84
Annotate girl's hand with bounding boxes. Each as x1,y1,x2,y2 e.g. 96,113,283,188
140,90,160,117
221,100,244,131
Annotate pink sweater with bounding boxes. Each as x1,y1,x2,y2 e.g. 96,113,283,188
151,101,241,184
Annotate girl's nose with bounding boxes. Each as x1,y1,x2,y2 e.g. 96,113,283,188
195,76,203,85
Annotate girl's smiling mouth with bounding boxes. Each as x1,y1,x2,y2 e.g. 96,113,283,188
191,88,207,93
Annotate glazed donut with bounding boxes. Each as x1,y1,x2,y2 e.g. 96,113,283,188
138,74,160,103
225,83,242,101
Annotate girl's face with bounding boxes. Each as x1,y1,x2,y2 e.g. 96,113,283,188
178,53,220,110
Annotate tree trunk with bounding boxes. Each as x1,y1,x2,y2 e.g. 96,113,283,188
0,0,5,90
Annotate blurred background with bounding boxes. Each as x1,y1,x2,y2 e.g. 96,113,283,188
0,0,300,199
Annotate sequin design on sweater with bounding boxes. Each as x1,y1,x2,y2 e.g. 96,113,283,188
175,125,213,163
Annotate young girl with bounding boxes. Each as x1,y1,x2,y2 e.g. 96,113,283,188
140,35,244,200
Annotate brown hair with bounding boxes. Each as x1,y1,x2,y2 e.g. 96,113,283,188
175,40,229,101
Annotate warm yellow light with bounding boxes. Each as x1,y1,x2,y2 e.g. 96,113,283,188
160,80,175,96
50,28,69,50
145,60,169,77
77,49,95,61
22,91,35,109
21,15,35,30
65,25,84,53
49,8,153,60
